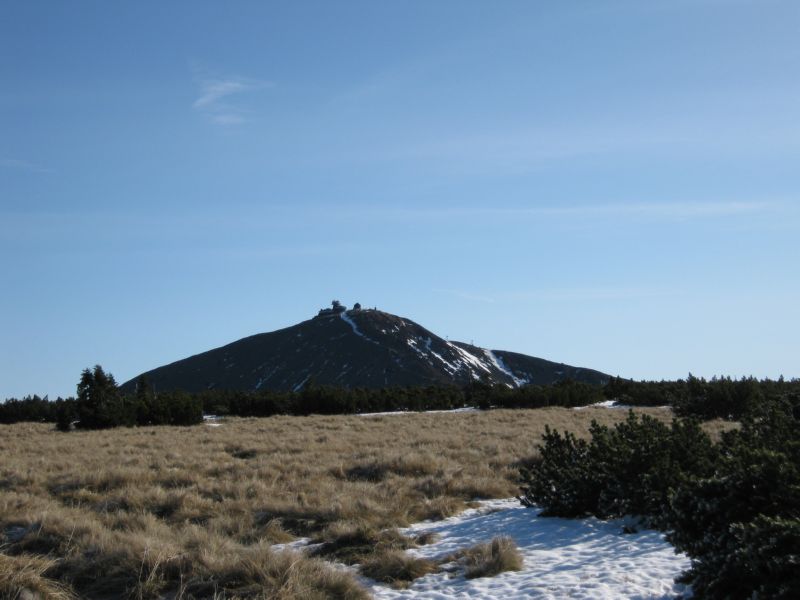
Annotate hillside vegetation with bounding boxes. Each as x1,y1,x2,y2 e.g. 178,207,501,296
4,371,798,429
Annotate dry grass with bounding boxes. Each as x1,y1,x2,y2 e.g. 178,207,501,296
359,551,439,589
310,522,414,564
0,553,76,600
0,407,722,598
447,536,524,579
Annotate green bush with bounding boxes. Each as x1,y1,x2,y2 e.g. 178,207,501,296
666,401,800,598
519,426,596,517
54,398,76,431
159,390,204,426
519,412,717,521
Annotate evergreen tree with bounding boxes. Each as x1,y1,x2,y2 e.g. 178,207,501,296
55,398,76,431
134,374,159,425
76,365,131,428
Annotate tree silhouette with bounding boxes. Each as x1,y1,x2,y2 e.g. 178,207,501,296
76,365,131,428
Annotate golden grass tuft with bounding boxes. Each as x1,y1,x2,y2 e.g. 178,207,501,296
450,536,524,579
359,550,439,589
0,553,76,600
311,522,414,564
412,531,439,546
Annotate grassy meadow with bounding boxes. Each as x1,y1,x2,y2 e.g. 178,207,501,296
0,407,729,599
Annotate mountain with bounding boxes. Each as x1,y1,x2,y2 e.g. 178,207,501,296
121,302,609,393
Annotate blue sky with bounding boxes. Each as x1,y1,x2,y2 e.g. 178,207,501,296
2,1,799,399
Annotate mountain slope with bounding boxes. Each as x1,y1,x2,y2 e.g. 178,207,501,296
121,304,609,393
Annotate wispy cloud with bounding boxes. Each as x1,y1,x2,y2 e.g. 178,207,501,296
0,158,52,174
514,201,773,219
193,79,258,109
436,286,680,304
335,200,781,223
393,128,689,167
192,69,272,126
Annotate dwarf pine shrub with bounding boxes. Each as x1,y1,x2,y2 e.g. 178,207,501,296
519,426,597,517
666,401,800,599
519,412,717,521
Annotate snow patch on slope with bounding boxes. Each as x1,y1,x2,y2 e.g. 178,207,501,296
292,374,311,392
428,350,460,375
340,311,379,345
448,343,493,379
484,350,528,387
406,336,461,375
253,365,280,390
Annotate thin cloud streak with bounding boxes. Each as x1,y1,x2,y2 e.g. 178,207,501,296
2,200,783,239
193,79,261,109
437,286,681,304
192,71,272,126
346,201,782,222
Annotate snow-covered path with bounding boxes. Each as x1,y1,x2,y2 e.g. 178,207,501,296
365,499,690,600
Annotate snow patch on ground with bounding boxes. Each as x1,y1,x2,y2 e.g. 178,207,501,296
366,499,690,600
358,407,480,417
272,537,316,552
572,400,654,410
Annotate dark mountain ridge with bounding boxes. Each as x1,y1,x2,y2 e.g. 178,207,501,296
121,302,609,393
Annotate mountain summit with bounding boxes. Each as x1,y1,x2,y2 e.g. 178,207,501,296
122,301,609,393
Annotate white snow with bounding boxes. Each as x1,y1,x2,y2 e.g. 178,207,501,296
358,407,480,417
253,365,280,390
365,499,690,600
484,350,529,387
272,537,316,552
428,350,460,375
447,343,493,379
405,337,451,373
341,311,378,344
573,400,636,410
405,336,460,374
292,374,311,392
